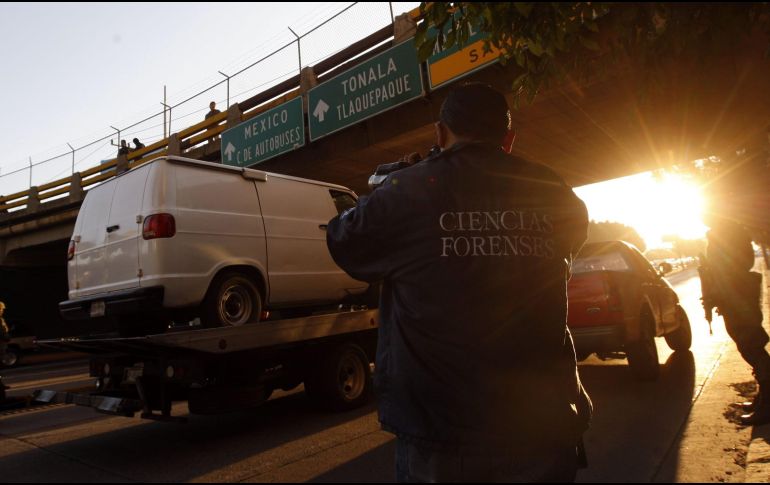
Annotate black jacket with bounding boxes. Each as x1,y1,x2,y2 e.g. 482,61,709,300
327,142,591,447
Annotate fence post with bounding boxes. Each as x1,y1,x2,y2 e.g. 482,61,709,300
394,12,417,43
167,133,181,156
226,104,242,126
27,186,41,212
300,66,318,114
69,172,84,202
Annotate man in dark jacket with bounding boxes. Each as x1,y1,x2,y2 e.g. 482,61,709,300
327,83,591,482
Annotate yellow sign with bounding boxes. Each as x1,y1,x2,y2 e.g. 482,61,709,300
427,38,502,90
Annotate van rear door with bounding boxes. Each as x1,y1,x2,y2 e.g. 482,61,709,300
71,183,114,297
103,165,151,293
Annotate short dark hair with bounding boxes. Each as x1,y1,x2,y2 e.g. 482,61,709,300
439,83,511,143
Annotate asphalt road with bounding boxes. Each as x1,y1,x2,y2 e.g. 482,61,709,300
0,266,757,482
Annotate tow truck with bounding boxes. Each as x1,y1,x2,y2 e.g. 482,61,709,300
33,308,378,423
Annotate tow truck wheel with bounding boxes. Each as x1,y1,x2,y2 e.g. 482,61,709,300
203,271,262,328
305,343,372,412
665,305,692,351
627,312,660,381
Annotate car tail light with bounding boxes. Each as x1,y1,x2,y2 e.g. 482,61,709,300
143,213,176,240
67,240,76,261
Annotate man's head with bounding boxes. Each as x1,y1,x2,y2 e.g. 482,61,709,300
133,138,140,145
210,101,216,111
436,83,511,149
120,140,127,147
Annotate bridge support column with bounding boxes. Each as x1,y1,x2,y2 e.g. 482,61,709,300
394,12,417,43
167,133,181,156
116,154,129,175
69,173,84,203
300,66,318,113
27,186,40,212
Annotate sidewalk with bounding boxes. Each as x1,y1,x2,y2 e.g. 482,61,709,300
743,260,770,482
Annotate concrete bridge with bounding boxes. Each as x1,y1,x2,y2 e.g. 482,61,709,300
1,11,769,336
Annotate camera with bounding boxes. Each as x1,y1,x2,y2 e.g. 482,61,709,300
367,145,441,190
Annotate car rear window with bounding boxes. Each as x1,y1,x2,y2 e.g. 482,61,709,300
572,251,632,273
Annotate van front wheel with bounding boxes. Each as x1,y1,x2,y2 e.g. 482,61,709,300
203,272,262,328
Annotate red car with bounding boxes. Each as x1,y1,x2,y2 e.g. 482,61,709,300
568,241,692,380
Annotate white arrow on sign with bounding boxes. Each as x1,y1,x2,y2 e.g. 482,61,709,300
224,142,236,162
313,99,330,122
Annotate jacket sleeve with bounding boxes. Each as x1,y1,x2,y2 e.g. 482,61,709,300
326,185,401,283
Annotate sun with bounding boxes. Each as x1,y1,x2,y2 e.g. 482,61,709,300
574,171,708,249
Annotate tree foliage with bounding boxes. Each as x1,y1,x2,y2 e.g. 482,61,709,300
587,221,646,252
415,3,770,107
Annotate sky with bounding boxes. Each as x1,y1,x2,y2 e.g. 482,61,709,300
0,2,418,192
0,2,705,249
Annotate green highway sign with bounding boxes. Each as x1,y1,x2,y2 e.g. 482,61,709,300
426,19,501,90
221,97,305,167
308,40,424,142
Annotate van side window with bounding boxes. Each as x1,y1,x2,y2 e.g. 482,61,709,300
330,190,357,215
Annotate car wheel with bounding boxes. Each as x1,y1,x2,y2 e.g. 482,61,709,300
664,305,692,351
1,347,20,368
304,343,372,412
203,271,262,328
627,313,660,381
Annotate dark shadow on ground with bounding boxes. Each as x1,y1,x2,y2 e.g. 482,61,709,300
577,350,696,482
0,390,379,482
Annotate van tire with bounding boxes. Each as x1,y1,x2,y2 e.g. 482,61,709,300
202,271,262,328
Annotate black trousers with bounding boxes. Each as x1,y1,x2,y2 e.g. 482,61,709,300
722,306,770,382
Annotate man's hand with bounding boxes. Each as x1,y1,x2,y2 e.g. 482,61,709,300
398,152,422,166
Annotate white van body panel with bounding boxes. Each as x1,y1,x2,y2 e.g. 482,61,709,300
66,156,365,317
138,160,268,308
257,175,367,304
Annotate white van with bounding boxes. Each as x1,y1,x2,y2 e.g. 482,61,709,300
60,156,370,335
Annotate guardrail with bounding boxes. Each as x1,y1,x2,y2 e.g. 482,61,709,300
0,6,422,216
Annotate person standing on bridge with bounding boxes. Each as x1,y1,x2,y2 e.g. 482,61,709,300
702,210,770,425
132,138,145,151
326,83,592,482
205,101,221,144
117,139,130,157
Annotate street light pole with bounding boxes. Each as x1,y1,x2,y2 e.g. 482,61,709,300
218,71,231,109
67,143,75,175
288,27,301,73
161,102,171,138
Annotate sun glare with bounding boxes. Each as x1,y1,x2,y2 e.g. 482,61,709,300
574,171,708,249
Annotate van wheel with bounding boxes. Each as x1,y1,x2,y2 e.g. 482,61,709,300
203,271,262,328
665,305,692,351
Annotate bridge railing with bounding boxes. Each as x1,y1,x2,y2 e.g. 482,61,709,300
0,5,422,215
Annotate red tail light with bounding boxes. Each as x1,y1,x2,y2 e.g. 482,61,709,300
143,213,176,240
67,240,76,261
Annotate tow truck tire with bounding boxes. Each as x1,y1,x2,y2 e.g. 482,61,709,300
665,305,692,351
305,343,372,412
202,271,262,328
627,312,660,381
